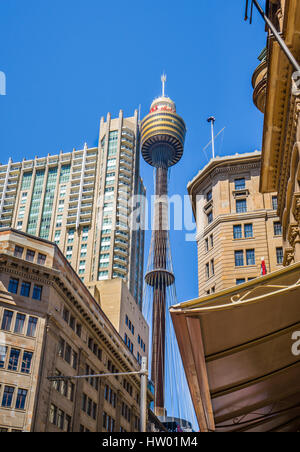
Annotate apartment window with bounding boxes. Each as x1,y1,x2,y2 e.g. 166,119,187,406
68,229,75,243
210,234,214,248
236,279,246,285
205,238,209,252
63,308,69,323
20,282,31,297
65,344,71,364
21,352,33,374
276,247,284,265
56,215,63,228
14,314,26,334
246,249,255,266
50,404,57,425
8,348,20,371
69,316,75,330
274,222,282,236
14,246,24,258
57,409,64,429
66,246,73,259
205,263,210,279
236,199,247,213
207,211,213,224
235,178,246,190
65,415,72,432
72,351,78,370
82,394,87,412
26,249,35,262
2,386,15,408
26,317,38,337
210,259,215,276
233,225,242,240
206,189,212,202
244,224,253,238
76,323,81,338
80,244,87,257
1,310,13,331
235,250,244,267
32,285,43,301
0,346,7,368
54,231,61,243
37,253,46,265
15,389,27,410
82,227,89,241
8,278,19,294
272,196,278,211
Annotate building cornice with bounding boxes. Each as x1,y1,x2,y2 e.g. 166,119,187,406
187,153,261,217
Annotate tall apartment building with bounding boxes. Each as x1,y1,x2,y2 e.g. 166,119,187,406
0,229,151,432
187,152,284,296
0,110,145,309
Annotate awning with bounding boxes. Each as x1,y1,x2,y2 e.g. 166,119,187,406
170,262,300,432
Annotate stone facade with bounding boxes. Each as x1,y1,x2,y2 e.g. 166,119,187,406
252,0,300,267
0,229,151,432
188,152,283,296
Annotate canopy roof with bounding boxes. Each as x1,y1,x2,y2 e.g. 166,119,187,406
170,262,300,432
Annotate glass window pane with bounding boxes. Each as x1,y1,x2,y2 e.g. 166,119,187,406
246,249,255,266
26,250,35,262
235,250,244,267
21,351,33,374
236,199,247,213
0,346,8,368
2,386,15,408
274,222,282,236
27,317,38,337
235,178,246,190
1,310,13,331
20,282,31,297
32,285,42,301
233,225,242,239
14,314,26,334
244,224,253,238
276,247,283,265
8,348,20,371
15,389,27,410
8,278,19,294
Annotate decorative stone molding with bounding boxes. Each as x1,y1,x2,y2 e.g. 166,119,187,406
288,223,300,247
283,247,295,267
292,192,300,224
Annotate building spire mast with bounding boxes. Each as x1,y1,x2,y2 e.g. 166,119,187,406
161,74,167,97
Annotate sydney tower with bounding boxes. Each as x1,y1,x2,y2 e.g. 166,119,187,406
141,77,186,416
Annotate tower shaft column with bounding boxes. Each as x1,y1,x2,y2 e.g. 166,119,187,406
152,164,168,415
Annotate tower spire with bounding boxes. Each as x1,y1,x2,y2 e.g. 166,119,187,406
161,73,167,97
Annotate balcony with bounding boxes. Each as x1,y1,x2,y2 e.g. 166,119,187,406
252,60,268,113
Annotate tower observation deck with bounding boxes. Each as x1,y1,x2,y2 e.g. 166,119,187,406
141,78,186,416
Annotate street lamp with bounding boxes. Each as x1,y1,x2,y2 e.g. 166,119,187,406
47,357,149,432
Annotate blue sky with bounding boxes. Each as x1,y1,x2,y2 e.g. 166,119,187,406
0,0,267,304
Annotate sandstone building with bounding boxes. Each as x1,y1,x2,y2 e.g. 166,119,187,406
0,229,150,432
252,0,300,266
187,151,283,296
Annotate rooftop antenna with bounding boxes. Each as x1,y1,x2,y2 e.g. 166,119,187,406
207,116,216,159
161,73,167,97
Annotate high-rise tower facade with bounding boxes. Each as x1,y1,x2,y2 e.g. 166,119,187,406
0,110,145,309
141,86,186,415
